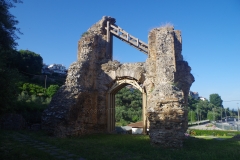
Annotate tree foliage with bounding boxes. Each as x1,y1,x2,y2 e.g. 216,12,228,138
115,87,142,125
188,110,196,122
0,0,22,114
17,50,43,74
0,0,22,50
19,83,59,98
46,85,59,97
188,93,235,121
209,93,223,108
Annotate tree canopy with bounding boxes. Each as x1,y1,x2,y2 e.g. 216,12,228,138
18,50,43,74
0,0,21,50
209,93,223,108
115,87,142,126
0,0,22,114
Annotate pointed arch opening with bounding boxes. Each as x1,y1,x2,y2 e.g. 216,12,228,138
107,77,147,134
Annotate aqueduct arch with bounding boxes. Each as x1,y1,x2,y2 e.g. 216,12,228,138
107,77,147,134
42,16,194,147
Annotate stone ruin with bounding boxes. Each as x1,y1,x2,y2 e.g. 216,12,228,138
42,16,194,148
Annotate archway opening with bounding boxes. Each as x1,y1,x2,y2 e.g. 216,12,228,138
107,78,147,134
115,85,142,127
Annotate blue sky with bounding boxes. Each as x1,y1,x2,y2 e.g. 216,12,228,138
11,0,240,110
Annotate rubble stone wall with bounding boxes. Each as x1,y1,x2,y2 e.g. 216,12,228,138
145,26,194,147
42,16,194,148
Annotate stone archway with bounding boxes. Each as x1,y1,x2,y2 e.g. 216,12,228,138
42,16,194,148
107,77,147,134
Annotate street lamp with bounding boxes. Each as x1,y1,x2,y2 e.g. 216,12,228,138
197,106,199,125
237,103,239,123
221,107,223,129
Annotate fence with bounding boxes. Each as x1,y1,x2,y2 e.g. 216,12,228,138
188,120,210,126
215,122,240,131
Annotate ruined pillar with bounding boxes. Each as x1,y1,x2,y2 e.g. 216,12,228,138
145,26,194,147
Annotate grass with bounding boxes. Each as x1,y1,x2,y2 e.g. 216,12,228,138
0,130,240,160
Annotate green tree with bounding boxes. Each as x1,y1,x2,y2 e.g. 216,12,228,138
0,0,22,50
20,83,45,96
188,96,198,111
46,85,60,97
207,108,221,121
115,87,142,125
195,100,212,120
0,0,22,114
188,110,196,122
18,50,43,74
207,111,214,121
209,93,223,108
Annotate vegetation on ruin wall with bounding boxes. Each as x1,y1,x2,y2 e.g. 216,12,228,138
115,87,142,126
1,130,240,160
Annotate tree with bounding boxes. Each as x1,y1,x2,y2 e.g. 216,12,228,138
195,100,213,120
209,93,223,108
0,0,22,50
0,0,22,114
46,85,60,97
18,50,43,74
188,110,196,122
20,83,45,96
115,87,142,125
188,96,198,111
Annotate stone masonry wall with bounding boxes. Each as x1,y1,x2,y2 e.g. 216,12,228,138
42,16,115,137
42,16,146,137
42,16,194,148
145,26,194,147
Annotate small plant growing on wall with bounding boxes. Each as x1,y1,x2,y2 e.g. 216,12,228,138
81,31,89,37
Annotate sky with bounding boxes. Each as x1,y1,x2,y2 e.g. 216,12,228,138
10,0,240,110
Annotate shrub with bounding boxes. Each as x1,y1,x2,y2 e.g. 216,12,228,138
189,129,240,136
16,92,51,124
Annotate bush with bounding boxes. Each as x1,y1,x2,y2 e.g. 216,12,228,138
188,129,240,136
15,92,51,124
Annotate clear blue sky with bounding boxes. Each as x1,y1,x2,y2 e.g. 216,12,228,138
11,0,240,110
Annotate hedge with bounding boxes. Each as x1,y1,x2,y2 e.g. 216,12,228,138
187,129,240,136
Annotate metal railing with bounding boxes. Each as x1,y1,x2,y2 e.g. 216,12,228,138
215,122,240,131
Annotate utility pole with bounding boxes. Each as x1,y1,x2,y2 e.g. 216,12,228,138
237,103,239,123
200,110,201,122
225,108,227,123
237,103,239,131
221,107,223,129
213,108,215,122
197,106,199,125
238,108,239,123
191,110,192,125
44,75,47,93
221,108,222,122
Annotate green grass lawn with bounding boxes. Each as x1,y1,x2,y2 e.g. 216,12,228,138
0,130,240,160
